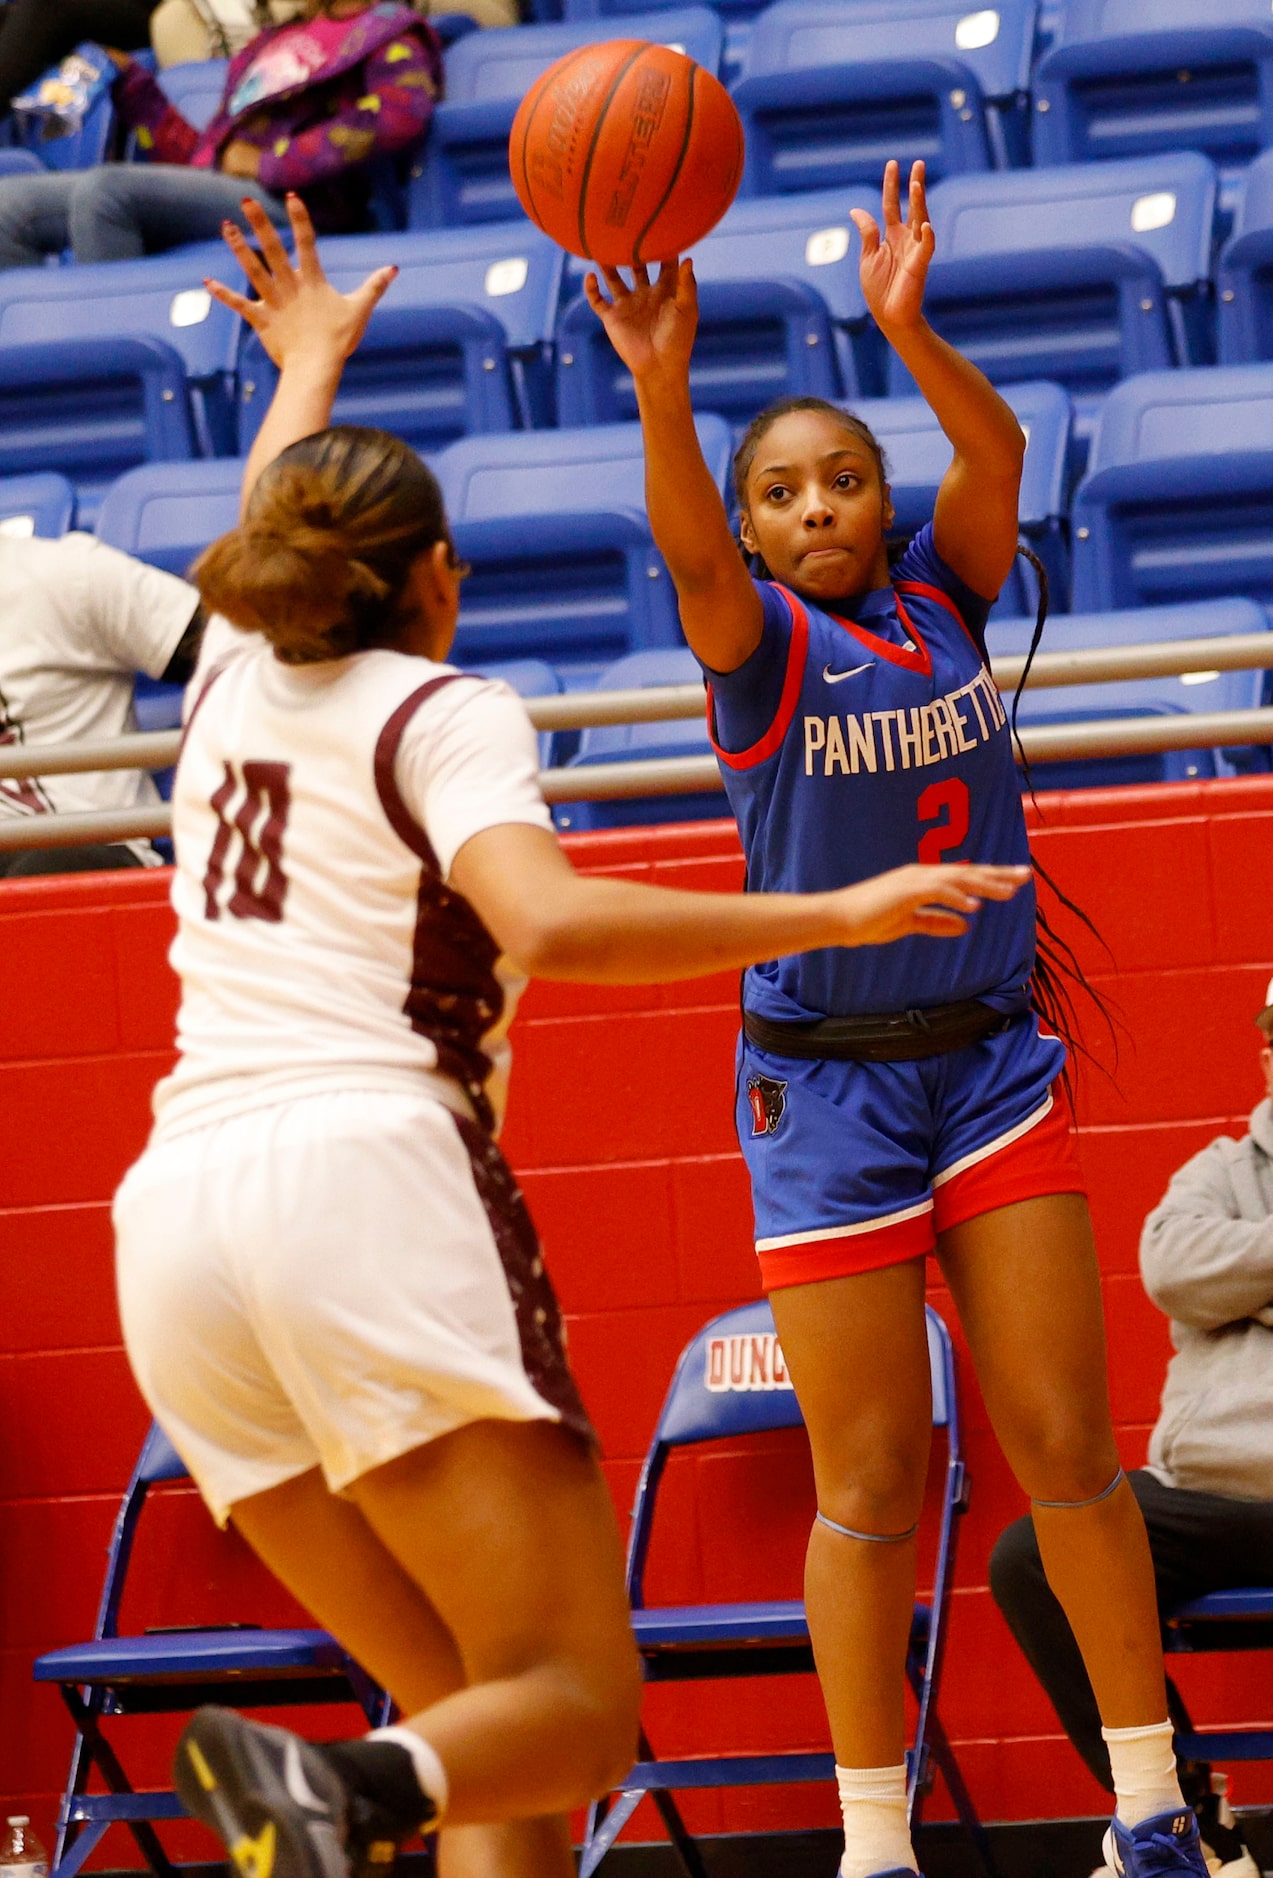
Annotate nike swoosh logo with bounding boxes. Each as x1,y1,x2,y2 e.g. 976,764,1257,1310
823,661,873,684
283,1738,330,1816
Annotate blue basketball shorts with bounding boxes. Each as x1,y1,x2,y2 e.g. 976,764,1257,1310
735,1010,1084,1292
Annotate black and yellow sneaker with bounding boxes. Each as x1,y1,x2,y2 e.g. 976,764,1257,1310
175,1708,355,1878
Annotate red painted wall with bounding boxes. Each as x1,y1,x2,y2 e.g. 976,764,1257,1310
3,778,1273,1852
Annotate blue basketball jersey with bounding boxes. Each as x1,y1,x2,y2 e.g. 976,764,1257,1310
706,526,1036,1023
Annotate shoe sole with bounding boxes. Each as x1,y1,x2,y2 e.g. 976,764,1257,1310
175,1707,348,1878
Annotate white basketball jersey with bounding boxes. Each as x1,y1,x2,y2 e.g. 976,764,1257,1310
155,632,552,1137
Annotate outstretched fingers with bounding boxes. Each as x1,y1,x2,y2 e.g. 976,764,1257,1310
881,157,902,229
848,207,880,259
348,263,399,330
286,191,323,285
218,217,276,306
240,196,294,288
203,275,260,325
906,158,928,233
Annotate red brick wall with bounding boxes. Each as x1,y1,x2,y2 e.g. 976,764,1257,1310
2,778,1272,1852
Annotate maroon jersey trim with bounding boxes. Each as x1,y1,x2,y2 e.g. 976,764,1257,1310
373,671,505,1134
707,583,810,772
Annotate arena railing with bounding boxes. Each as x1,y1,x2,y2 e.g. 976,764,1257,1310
3,632,1273,852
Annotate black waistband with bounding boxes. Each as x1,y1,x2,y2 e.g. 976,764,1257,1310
742,998,1012,1063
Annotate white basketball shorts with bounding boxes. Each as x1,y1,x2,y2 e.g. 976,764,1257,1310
113,1088,592,1526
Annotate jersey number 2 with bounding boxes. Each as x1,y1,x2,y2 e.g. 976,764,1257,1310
917,777,969,862
202,760,292,922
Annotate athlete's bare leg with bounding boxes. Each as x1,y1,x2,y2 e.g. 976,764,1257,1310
768,1259,932,1767
229,1417,641,1854
937,1192,1168,1727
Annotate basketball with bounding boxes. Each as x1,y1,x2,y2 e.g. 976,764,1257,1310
508,39,744,267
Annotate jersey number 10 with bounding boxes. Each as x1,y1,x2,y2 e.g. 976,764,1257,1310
202,759,292,922
917,777,970,862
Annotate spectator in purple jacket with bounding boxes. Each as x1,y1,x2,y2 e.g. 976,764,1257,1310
0,0,441,270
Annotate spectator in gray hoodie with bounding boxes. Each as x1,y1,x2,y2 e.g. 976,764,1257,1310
990,987,1273,1874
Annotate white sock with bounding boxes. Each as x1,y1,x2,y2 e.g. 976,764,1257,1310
836,1763,917,1878
1102,1721,1183,1827
368,1725,449,1824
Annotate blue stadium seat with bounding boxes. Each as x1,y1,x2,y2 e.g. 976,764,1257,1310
731,0,1037,198
1033,0,1273,208
157,58,228,131
1217,150,1273,364
96,458,244,576
900,155,1217,442
556,648,723,830
462,657,562,765
410,10,724,229
238,222,563,449
1071,364,1273,612
0,335,195,528
435,416,733,680
556,187,877,426
853,381,1073,619
0,243,245,457
0,472,74,538
986,599,1272,787
558,0,766,86
0,148,45,177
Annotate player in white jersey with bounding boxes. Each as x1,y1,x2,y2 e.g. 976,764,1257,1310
111,195,1030,1878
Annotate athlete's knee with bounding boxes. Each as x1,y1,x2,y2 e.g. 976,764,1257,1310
1010,1416,1120,1505
813,1440,928,1536
546,1647,642,1799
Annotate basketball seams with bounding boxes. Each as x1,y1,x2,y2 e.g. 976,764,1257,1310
514,44,598,238
632,53,697,267
576,41,649,261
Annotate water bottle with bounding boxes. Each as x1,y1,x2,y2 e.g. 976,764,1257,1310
0,1816,49,1878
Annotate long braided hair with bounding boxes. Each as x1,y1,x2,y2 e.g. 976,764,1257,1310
732,396,1119,1085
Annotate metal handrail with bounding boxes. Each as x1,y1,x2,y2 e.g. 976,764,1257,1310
5,708,1273,851
2,633,1271,787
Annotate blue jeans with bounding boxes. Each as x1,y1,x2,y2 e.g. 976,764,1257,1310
0,162,289,269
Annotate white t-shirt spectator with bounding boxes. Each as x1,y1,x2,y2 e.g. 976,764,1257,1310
0,533,198,864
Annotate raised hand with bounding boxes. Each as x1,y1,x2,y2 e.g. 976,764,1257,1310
850,158,935,336
205,194,397,374
834,861,1031,946
583,257,698,385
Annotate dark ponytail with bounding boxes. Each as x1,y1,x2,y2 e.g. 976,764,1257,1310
194,426,453,665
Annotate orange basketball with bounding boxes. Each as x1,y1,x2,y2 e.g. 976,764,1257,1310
508,39,744,267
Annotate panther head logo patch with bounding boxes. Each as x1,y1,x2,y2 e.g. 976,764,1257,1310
747,1073,788,1136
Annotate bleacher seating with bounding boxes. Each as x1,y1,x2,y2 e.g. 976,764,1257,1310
238,221,564,450
1071,363,1273,613
0,472,74,539
987,599,1272,788
464,657,561,765
95,457,242,575
556,647,722,829
410,9,724,229
1218,149,1273,364
0,243,245,458
854,381,1072,619
435,417,733,679
732,0,1037,197
1032,0,1273,206
903,155,1217,440
157,58,228,131
556,186,875,425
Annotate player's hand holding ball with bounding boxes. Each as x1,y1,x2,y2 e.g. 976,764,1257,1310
832,862,1032,947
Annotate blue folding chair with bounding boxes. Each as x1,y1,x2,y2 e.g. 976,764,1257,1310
1033,0,1273,208
902,155,1217,441
0,335,195,528
580,1301,991,1878
1217,150,1273,365
985,599,1272,788
410,10,724,229
1071,363,1273,613
731,0,1037,199
96,457,244,575
32,1422,391,1878
853,381,1073,619
555,648,722,831
0,244,245,458
435,417,733,681
0,471,74,538
556,186,878,426
1164,1590,1273,1766
238,222,562,447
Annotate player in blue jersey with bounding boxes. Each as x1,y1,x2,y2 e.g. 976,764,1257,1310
586,159,1212,1878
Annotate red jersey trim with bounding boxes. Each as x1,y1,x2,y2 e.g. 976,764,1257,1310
932,1080,1086,1237
758,1205,935,1291
828,589,932,676
895,579,982,657
707,583,809,772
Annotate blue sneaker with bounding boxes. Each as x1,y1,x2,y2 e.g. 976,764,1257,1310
1104,1808,1212,1878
